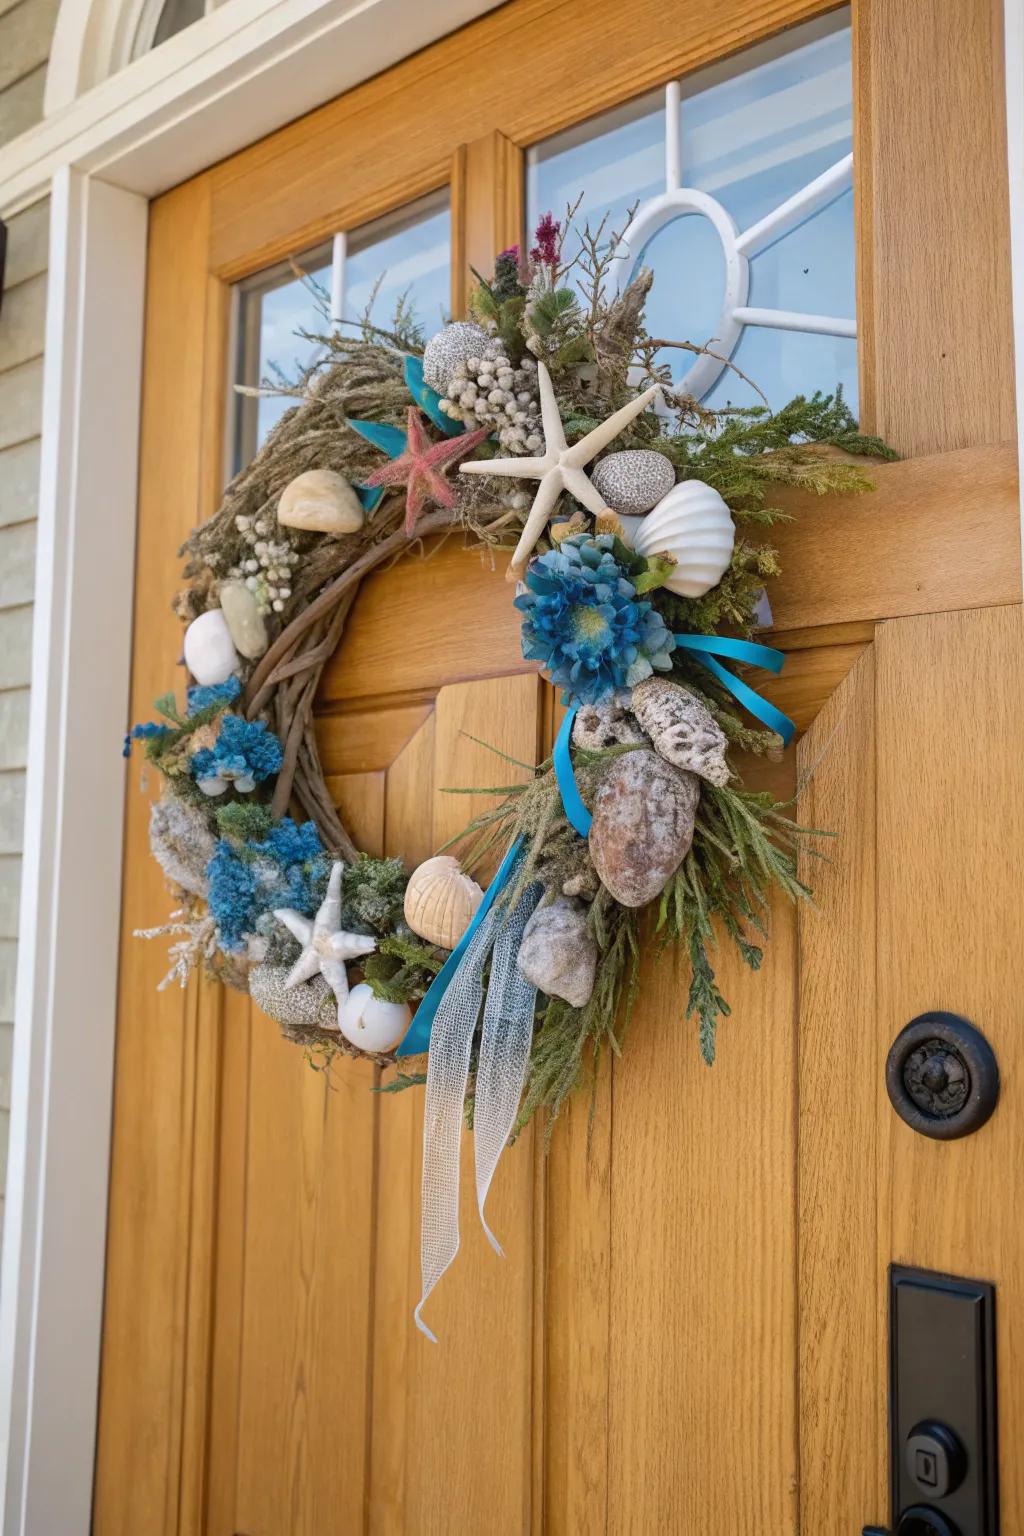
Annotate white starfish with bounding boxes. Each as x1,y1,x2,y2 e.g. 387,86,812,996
459,359,660,578
273,861,377,1020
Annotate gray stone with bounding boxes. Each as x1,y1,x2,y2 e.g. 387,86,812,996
589,749,699,907
517,895,598,1008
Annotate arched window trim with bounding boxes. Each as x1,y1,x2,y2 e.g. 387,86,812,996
46,0,219,114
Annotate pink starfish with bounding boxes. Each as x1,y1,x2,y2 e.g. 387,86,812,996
362,408,491,535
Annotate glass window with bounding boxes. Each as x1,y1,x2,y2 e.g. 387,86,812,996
230,191,450,473
526,12,855,412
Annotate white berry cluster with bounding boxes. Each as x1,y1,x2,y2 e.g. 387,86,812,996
227,514,300,615
439,343,543,453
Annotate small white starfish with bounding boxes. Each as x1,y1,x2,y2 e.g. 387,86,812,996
274,861,377,1020
459,359,660,579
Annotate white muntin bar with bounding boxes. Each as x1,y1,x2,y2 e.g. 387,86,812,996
330,230,347,328
734,152,854,257
665,80,682,192
732,305,857,338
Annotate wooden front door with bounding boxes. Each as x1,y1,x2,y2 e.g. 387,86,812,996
96,1,1023,1531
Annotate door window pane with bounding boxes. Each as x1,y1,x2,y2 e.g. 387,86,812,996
526,12,855,412
231,191,450,473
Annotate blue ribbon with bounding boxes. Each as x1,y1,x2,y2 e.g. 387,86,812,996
550,638,794,836
553,706,593,837
396,836,524,1057
673,634,794,745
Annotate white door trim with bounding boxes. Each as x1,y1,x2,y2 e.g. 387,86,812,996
0,1,1021,1532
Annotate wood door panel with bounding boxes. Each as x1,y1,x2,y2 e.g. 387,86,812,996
607,766,799,1535
797,646,885,1533
876,605,1024,1528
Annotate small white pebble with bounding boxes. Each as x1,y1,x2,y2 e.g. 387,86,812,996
245,576,259,591
272,599,285,613
279,586,291,599
244,558,259,573
254,520,269,535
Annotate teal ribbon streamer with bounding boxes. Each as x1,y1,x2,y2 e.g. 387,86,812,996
673,633,794,744
396,836,524,1057
403,355,465,437
553,706,592,837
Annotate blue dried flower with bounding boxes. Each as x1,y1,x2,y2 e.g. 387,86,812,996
123,721,171,758
186,676,242,715
514,534,675,705
206,816,330,952
190,714,283,797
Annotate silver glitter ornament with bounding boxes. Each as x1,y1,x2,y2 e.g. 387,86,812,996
590,449,675,516
422,321,491,393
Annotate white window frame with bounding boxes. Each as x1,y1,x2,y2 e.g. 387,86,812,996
0,2,1021,1531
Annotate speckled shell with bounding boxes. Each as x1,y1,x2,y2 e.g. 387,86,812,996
620,480,735,598
590,449,675,516
403,855,484,950
422,321,490,393
588,749,700,907
277,469,365,536
338,982,410,1053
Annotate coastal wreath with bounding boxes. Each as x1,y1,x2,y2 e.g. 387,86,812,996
128,209,892,1335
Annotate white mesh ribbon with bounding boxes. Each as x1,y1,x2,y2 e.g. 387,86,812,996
414,873,541,1342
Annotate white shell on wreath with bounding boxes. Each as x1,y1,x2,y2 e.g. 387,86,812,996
338,982,411,1052
277,469,365,536
183,608,239,686
619,480,736,598
422,321,491,393
403,855,484,949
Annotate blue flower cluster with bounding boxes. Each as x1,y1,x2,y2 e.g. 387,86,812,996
124,675,244,757
190,714,283,797
206,817,330,952
186,676,242,713
515,534,675,706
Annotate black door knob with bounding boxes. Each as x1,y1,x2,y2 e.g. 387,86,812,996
895,1508,961,1536
886,1012,999,1139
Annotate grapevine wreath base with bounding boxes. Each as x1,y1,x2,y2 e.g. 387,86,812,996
129,210,891,1334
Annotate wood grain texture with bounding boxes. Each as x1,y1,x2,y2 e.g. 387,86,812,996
854,0,1016,453
451,131,524,317
94,174,217,1536
367,675,543,1534
608,754,800,1536
796,645,887,1532
207,0,830,278
875,606,1024,1528
769,444,1022,631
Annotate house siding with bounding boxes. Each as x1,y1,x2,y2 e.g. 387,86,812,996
0,111,51,1241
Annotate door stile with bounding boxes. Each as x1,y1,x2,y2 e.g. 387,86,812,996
451,132,524,317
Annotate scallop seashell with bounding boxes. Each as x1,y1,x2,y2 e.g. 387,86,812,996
277,470,365,536
338,982,411,1053
218,579,268,659
619,480,735,598
183,608,239,686
403,855,484,950
590,449,675,516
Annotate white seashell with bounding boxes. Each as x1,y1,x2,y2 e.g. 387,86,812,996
338,982,411,1053
403,855,484,950
183,608,239,686
277,470,365,536
619,479,735,598
218,579,268,659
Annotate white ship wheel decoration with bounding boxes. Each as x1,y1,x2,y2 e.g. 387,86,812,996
606,81,856,401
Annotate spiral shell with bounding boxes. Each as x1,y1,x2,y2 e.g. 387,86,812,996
403,856,484,950
620,480,735,598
